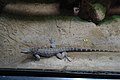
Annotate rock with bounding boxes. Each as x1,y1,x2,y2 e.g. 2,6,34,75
78,1,107,23
93,3,106,21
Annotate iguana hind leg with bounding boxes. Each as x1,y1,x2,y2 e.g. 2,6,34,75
56,53,65,60
63,52,72,62
56,52,72,62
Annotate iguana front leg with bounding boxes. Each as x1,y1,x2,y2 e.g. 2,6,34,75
33,54,40,60
49,39,56,48
31,48,41,60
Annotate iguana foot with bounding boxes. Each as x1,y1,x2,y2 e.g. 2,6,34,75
56,52,72,62
49,38,56,48
62,52,72,62
56,53,65,59
33,54,40,60
64,56,72,62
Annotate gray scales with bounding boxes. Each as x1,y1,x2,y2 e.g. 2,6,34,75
21,39,119,61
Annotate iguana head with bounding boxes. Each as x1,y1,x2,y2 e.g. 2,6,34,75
21,48,32,54
21,48,39,54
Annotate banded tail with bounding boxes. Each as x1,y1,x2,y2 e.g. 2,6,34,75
66,47,119,52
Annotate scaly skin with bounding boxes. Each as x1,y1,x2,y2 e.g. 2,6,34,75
21,47,118,61
21,39,119,61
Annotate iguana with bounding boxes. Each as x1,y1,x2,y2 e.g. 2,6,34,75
21,39,119,61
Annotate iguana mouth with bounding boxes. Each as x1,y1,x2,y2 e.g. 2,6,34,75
21,48,31,54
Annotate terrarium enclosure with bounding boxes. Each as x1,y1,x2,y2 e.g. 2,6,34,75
0,0,120,72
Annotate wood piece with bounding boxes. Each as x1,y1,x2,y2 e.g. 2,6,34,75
109,7,120,15
3,3,60,16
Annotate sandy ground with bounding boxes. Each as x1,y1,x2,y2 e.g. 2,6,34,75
0,13,120,72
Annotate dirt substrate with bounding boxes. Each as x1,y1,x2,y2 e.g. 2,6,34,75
0,14,120,72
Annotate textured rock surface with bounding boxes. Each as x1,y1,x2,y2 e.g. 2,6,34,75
93,3,106,21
